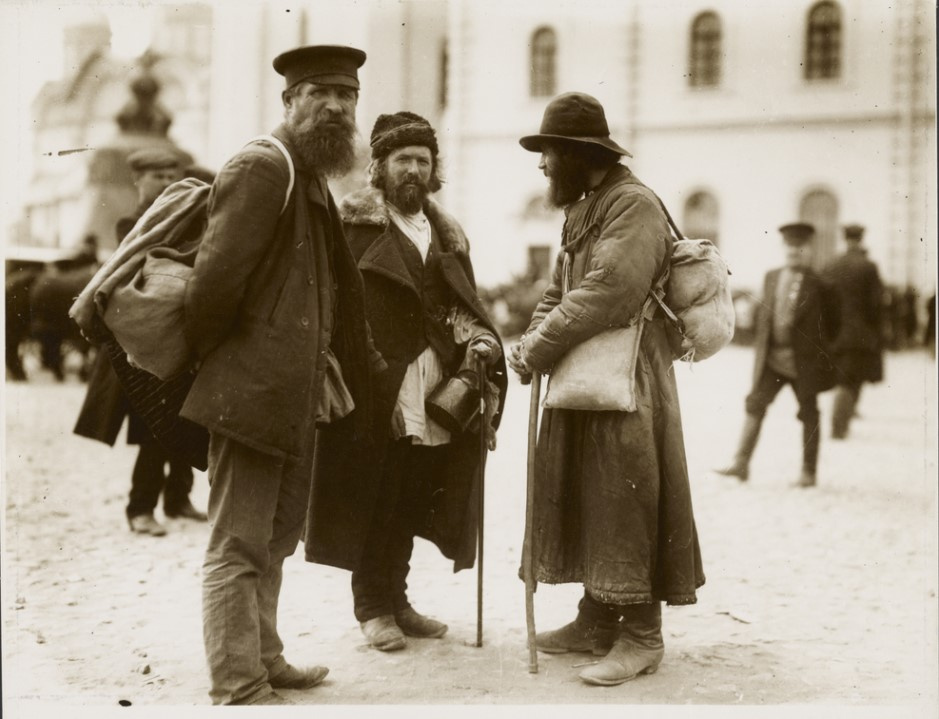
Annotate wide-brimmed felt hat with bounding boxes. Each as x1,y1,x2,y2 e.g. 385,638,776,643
519,92,631,157
273,45,366,90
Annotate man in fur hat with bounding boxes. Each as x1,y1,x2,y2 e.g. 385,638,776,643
304,111,507,653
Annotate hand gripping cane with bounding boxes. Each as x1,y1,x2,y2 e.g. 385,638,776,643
522,372,541,673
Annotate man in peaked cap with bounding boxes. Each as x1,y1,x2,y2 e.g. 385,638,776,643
718,222,840,488
823,224,884,439
508,92,704,687
180,45,384,705
75,147,202,539
305,111,507,653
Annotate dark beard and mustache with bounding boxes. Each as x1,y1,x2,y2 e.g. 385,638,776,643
385,173,431,214
545,151,594,208
284,113,358,178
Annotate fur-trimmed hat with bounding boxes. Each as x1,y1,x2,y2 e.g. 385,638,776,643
370,111,438,160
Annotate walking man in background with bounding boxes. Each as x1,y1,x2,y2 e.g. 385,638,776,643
74,148,204,537
305,111,506,653
180,45,383,705
717,222,840,487
508,92,705,686
823,224,884,439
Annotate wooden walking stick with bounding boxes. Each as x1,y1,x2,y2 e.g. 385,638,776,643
522,371,541,673
475,357,487,648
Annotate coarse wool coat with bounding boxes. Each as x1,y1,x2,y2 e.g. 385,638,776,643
73,209,153,447
181,127,381,460
751,267,840,395
304,187,508,573
823,247,884,384
523,164,705,606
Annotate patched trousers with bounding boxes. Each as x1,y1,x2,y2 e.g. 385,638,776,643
201,433,313,705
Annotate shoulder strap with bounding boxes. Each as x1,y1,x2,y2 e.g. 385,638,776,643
245,134,295,214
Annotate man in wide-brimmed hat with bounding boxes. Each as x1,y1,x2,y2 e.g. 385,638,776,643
508,92,705,686
305,110,507,653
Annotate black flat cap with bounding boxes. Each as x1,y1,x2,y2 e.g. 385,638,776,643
273,45,366,90
778,222,815,246
127,148,183,172
843,224,865,239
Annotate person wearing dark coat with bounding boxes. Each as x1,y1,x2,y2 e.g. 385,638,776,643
509,93,705,687
304,111,507,653
180,45,384,706
823,224,884,439
74,147,204,537
717,222,840,487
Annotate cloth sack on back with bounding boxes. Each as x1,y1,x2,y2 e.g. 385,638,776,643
658,238,735,362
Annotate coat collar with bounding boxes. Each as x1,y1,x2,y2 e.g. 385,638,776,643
338,186,470,254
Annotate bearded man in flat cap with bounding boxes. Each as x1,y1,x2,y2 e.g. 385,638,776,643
180,45,384,705
304,111,507,653
508,92,705,686
717,223,840,487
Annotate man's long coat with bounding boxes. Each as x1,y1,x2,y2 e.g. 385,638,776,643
304,187,507,573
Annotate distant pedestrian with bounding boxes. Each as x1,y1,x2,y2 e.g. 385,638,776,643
823,224,884,439
717,222,840,488
74,148,205,537
509,92,705,686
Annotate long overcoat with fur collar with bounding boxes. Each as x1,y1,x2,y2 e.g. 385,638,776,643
304,187,507,573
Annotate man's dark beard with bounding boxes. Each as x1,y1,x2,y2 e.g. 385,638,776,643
384,173,431,214
545,152,593,208
285,114,358,178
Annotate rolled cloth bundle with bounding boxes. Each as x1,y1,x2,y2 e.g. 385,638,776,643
664,239,735,362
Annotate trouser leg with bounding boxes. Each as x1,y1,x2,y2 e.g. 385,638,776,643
795,384,821,484
832,381,861,438
201,434,312,705
127,436,166,518
163,454,195,513
352,439,409,622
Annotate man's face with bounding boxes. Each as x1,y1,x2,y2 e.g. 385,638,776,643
136,167,181,206
537,143,590,208
382,145,433,214
785,242,814,269
284,82,357,134
283,82,359,177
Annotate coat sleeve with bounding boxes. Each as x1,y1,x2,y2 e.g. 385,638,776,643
524,189,668,371
524,249,564,337
184,149,289,359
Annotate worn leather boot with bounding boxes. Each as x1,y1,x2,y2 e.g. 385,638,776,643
715,414,762,481
360,615,407,651
269,663,329,690
579,602,664,686
795,420,820,488
128,513,167,536
394,607,448,638
535,609,618,656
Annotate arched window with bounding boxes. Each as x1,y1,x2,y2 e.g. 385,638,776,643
683,191,720,244
805,1,842,80
688,12,722,87
530,27,557,97
799,189,838,269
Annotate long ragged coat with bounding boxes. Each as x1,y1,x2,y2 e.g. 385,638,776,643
522,164,705,606
304,187,507,573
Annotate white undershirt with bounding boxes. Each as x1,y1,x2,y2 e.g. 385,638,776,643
387,203,450,446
